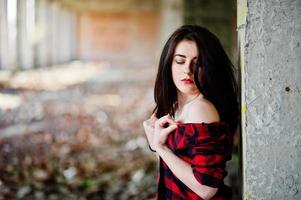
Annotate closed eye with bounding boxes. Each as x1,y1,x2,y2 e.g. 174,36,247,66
175,60,185,64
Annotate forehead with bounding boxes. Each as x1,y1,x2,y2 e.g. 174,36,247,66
174,40,198,57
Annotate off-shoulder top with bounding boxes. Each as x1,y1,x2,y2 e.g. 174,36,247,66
155,122,233,200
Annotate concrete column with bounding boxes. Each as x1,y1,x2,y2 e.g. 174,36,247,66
5,0,17,70
238,0,301,199
57,8,72,63
17,0,34,69
69,13,77,60
56,7,64,63
0,0,9,69
48,2,60,65
35,1,76,67
159,0,183,48
237,0,247,199
35,0,50,68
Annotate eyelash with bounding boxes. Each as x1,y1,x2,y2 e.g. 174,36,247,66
175,60,185,64
175,60,197,65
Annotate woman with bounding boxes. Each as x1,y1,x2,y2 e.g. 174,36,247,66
143,25,239,200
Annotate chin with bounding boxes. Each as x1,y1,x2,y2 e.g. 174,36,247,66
177,87,197,95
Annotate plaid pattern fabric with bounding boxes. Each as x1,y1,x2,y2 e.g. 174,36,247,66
156,122,233,200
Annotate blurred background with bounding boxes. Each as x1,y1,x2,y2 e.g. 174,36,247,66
0,0,239,199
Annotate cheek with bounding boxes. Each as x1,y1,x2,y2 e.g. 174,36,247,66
171,65,177,82
171,64,181,80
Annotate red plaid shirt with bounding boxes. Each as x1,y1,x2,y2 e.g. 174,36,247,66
155,122,233,200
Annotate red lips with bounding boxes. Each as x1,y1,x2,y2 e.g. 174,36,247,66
181,78,193,84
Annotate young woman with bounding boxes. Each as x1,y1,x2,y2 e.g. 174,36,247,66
143,25,239,200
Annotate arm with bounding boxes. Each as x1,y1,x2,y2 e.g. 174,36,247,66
156,145,218,200
153,115,218,200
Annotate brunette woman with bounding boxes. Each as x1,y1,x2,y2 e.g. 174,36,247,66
143,25,239,200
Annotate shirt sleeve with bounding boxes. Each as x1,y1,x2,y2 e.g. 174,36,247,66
187,124,232,188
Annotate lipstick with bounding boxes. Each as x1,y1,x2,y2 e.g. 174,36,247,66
181,78,193,84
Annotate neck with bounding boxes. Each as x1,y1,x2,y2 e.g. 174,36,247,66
177,92,203,109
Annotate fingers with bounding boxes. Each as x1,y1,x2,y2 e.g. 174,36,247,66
156,114,177,128
145,113,177,135
147,114,178,149
161,124,178,135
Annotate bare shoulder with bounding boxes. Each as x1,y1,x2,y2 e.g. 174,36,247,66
185,98,220,123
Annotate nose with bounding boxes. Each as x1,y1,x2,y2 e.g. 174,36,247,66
184,61,194,75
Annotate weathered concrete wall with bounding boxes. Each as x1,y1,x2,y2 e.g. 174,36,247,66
77,10,160,64
76,0,184,65
238,0,301,199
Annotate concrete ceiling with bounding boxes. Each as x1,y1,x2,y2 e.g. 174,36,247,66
50,0,161,12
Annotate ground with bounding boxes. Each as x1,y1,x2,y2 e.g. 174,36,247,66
0,61,157,200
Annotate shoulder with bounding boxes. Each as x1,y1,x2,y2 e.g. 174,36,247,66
185,97,220,124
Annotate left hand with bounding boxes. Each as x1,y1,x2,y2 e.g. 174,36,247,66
153,114,178,151
143,113,157,151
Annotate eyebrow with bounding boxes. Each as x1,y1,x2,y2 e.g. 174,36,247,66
174,54,197,59
174,54,186,58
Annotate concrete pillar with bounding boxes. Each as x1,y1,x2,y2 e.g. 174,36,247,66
5,0,17,70
238,0,301,199
159,0,183,48
237,0,247,198
35,0,76,67
17,0,34,69
56,7,64,63
48,2,60,65
0,0,9,69
69,13,77,60
57,8,72,63
35,0,50,68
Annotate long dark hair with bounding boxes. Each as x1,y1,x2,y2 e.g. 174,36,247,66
153,25,239,134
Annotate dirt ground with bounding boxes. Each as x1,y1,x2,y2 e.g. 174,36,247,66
0,61,158,200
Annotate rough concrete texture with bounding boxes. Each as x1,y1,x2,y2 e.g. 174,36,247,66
243,0,301,199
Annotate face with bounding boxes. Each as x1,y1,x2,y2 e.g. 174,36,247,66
171,40,200,96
